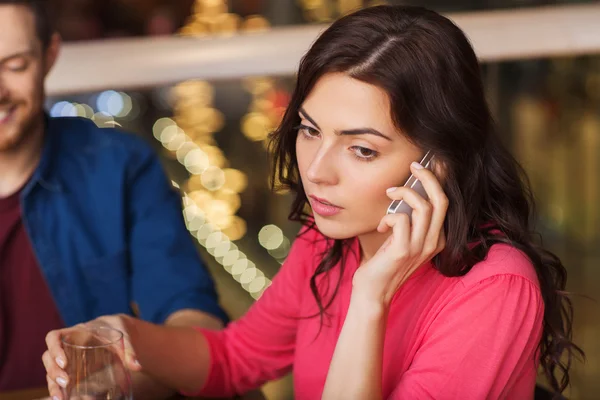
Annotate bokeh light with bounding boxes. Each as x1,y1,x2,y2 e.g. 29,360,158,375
258,224,284,251
97,90,125,117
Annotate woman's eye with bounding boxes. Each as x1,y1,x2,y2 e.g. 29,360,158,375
297,125,320,138
351,146,379,161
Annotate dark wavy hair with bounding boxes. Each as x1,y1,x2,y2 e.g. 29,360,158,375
269,5,583,396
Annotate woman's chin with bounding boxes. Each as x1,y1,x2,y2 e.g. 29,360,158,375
312,214,369,240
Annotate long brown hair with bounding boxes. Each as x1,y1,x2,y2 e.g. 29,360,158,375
269,5,583,395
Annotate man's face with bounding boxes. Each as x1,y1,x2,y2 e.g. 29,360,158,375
0,5,59,152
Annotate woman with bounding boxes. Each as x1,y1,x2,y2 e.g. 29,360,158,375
44,5,582,399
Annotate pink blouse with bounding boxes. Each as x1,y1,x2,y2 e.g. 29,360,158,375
193,227,543,399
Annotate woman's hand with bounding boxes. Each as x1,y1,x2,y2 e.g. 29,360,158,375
352,161,448,306
42,314,141,400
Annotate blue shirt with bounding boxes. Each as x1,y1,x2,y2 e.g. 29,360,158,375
20,116,228,327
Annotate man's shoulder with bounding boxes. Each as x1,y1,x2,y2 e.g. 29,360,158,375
48,116,154,160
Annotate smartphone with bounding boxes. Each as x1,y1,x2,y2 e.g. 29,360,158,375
386,151,434,216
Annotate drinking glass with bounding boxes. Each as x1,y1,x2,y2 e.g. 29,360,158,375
61,326,132,400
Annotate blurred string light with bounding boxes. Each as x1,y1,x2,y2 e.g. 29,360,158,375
49,89,139,126
155,119,271,298
240,77,292,263
183,194,271,299
258,225,291,264
163,0,295,297
96,90,135,119
240,77,290,196
231,11,293,264
50,101,92,118
153,116,246,231
241,77,277,143
151,0,277,299
49,100,121,128
179,0,270,37
298,0,388,22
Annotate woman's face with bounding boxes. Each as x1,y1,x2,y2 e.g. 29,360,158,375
296,72,423,240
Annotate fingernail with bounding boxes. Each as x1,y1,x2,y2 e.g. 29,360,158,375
53,396,60,400
411,162,424,170
56,357,65,369
386,187,397,193
56,377,68,388
133,358,141,366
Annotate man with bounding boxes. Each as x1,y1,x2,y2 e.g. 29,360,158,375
0,0,226,395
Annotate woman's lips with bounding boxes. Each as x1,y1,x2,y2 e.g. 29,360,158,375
309,195,343,217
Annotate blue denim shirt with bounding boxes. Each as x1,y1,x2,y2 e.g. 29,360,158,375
20,116,228,327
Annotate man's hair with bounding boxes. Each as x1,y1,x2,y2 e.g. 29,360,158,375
0,0,54,48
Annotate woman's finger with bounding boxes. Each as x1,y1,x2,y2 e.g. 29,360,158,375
408,161,446,210
95,315,142,371
47,373,64,400
408,162,448,257
124,343,142,371
376,212,411,261
386,183,432,253
43,350,69,391
45,329,70,370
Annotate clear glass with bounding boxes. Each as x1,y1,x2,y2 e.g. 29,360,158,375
61,326,132,400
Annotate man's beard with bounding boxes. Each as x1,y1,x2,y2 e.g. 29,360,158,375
0,104,41,153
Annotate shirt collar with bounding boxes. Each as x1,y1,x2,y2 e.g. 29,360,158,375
22,114,64,196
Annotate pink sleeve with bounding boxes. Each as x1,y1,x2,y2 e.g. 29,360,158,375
389,274,544,400
186,228,317,398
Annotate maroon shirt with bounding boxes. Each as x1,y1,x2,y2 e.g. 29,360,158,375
0,188,65,391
